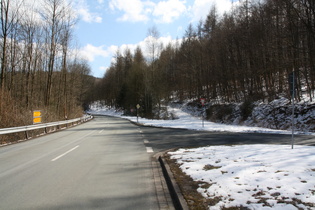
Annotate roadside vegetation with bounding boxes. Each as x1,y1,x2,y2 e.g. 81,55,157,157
0,0,94,129
0,0,95,143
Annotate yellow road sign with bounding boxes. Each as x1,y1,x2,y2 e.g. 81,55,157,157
33,117,42,124
33,110,41,117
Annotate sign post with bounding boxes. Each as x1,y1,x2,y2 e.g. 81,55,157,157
288,72,295,149
136,104,140,123
33,110,42,124
200,98,206,128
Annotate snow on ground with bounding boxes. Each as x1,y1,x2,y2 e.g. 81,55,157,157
130,107,293,134
89,104,315,209
168,145,315,210
89,104,315,135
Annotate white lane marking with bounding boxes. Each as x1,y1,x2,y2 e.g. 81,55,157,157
146,147,154,153
99,129,104,134
51,145,80,162
144,140,149,144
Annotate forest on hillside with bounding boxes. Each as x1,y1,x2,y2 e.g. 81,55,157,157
0,0,94,129
96,0,315,118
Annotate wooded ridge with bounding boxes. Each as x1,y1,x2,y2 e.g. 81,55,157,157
96,0,315,119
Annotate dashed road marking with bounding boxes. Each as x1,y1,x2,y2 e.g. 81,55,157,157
51,145,80,162
144,140,149,144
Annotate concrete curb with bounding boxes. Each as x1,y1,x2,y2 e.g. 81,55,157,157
153,152,189,210
151,156,175,210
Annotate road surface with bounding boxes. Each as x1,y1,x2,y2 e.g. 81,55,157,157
1,115,314,210
0,116,159,210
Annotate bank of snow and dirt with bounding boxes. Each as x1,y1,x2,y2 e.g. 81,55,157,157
179,97,315,134
89,99,315,210
168,145,315,210
89,96,315,135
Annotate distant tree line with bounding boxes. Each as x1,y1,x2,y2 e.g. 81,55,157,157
96,0,315,118
0,0,94,129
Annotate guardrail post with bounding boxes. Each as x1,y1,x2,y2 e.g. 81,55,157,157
25,131,29,139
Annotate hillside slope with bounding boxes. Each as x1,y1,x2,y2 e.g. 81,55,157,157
174,97,315,133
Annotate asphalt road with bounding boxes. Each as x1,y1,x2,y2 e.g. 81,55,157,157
0,116,159,210
139,121,315,153
0,115,314,210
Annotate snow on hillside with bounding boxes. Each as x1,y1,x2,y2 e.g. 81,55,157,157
170,97,315,134
88,101,314,135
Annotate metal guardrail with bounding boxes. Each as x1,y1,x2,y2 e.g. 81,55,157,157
0,115,93,135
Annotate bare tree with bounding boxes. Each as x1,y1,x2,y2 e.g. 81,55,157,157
0,0,22,90
39,0,67,106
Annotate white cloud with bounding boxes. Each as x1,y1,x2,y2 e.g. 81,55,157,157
153,0,187,23
79,44,109,62
99,66,107,70
109,0,152,22
99,66,108,72
108,0,238,24
109,0,187,23
78,8,103,23
190,0,235,22
75,0,103,23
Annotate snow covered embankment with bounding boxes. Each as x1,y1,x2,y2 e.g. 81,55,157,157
169,145,315,210
180,97,315,134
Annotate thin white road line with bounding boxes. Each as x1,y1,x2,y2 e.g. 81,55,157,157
144,140,149,144
51,145,80,162
99,129,104,134
146,147,153,153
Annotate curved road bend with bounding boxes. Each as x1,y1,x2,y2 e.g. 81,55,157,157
0,115,314,210
0,116,159,210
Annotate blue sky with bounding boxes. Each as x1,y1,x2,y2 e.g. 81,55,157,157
73,0,239,78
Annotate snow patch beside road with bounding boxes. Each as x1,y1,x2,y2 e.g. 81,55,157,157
169,145,315,210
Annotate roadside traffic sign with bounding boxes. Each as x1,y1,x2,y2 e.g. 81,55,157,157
33,110,42,124
200,98,205,106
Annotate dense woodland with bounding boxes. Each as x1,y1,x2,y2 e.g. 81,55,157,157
96,0,315,118
1,0,315,128
0,0,94,128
